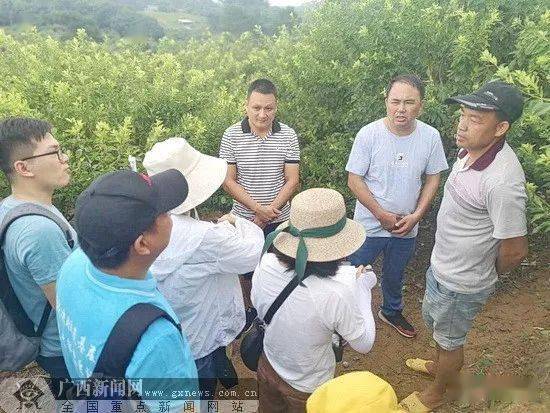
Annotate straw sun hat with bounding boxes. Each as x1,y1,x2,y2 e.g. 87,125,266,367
265,188,366,269
143,137,227,215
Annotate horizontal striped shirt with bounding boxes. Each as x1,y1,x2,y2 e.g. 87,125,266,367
219,117,300,222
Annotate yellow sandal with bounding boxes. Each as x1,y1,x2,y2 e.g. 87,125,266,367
405,358,433,375
399,392,433,412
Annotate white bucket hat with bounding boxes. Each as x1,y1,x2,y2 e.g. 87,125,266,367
263,188,366,279
143,137,228,215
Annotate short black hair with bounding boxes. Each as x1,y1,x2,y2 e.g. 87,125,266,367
79,236,131,270
0,117,52,180
247,78,278,99
386,74,425,99
272,247,342,279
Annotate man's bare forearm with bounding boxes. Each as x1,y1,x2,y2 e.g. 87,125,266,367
41,282,57,309
222,178,259,212
413,173,441,219
496,236,528,274
496,251,526,274
271,179,299,210
348,173,384,218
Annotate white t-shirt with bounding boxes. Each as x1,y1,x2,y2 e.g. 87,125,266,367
251,253,376,393
346,118,448,237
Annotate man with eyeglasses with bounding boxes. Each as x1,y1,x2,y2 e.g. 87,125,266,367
0,117,76,393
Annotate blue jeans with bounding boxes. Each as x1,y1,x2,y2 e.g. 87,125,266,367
350,236,416,316
422,267,493,350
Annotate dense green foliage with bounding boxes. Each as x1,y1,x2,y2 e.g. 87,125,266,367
0,0,548,232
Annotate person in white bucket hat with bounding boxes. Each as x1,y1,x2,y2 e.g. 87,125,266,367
251,188,377,413
143,137,264,400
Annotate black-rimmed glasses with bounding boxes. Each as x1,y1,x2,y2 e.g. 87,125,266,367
20,148,67,162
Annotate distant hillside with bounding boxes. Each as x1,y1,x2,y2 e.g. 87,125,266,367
141,9,209,40
0,0,313,41
0,0,165,41
140,0,304,39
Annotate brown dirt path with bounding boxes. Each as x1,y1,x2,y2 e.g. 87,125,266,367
334,253,549,412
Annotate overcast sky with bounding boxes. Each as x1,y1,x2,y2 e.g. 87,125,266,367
269,0,315,7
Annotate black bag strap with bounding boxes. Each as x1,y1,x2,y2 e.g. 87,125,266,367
0,202,74,337
35,302,52,336
92,303,182,378
264,273,309,325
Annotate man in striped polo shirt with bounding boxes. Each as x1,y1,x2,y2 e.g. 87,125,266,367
220,78,300,324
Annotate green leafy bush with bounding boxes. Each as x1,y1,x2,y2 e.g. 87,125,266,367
0,0,547,234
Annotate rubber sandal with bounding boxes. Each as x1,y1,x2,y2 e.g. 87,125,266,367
399,391,433,412
405,358,433,375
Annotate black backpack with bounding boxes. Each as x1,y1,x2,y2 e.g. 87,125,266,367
64,303,182,411
0,203,74,371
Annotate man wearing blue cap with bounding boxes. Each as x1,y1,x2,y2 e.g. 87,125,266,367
402,81,529,412
56,169,198,411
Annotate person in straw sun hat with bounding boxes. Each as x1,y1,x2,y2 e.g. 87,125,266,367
251,187,377,413
143,137,265,400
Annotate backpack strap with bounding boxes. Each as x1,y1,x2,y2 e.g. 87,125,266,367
92,303,182,378
264,273,309,325
0,203,74,337
0,203,74,248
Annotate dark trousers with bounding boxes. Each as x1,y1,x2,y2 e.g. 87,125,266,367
195,346,238,400
350,236,416,316
36,355,72,399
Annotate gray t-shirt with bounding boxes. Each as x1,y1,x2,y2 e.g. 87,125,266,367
431,143,528,293
346,119,448,238
0,196,77,357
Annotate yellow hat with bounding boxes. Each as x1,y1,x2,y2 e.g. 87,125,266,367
306,372,407,413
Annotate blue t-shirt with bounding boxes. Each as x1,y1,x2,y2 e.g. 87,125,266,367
346,119,449,238
0,195,77,357
56,248,198,411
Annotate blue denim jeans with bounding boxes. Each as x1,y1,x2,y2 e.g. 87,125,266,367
350,236,416,316
422,267,494,351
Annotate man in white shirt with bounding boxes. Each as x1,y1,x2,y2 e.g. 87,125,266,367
346,74,448,338
144,138,264,399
